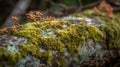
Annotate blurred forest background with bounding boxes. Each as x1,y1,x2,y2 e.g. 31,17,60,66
0,0,120,27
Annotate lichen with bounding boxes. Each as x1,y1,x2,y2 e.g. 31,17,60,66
75,9,120,49
1,9,120,66
13,20,103,65
16,55,41,67
0,18,105,66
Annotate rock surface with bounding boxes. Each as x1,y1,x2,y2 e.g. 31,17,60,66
0,10,120,67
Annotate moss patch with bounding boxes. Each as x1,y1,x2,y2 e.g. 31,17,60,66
74,9,120,49
3,10,120,66
10,20,103,65
100,18,120,49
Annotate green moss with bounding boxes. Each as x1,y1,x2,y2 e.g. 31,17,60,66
56,22,104,56
19,43,41,57
0,14,105,66
53,56,67,67
0,46,5,57
74,9,120,49
41,51,53,65
0,8,120,66
13,23,42,45
74,9,96,17
6,10,120,67
41,37,64,51
1,51,21,65
100,18,120,49
0,47,21,65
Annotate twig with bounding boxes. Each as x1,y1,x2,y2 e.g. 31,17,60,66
3,0,32,27
45,0,69,9
82,1,101,9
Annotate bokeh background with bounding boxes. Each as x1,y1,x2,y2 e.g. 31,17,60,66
0,0,120,27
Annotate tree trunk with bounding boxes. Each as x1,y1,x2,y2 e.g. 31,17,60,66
3,0,32,27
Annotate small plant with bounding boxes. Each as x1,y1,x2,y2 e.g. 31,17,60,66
46,16,55,21
11,25,18,32
56,20,63,26
11,16,22,33
0,28,8,34
93,7,99,14
26,11,56,27
26,11,43,26
93,1,113,18
12,16,20,26
26,11,43,21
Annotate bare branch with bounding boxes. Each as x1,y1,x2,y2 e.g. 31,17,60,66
45,0,69,9
3,0,32,27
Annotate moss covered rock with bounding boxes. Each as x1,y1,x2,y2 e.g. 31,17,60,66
0,10,120,67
